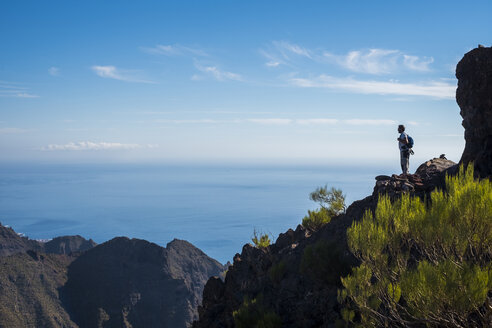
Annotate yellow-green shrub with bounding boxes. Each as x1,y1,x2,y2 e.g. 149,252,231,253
339,164,492,327
233,294,282,328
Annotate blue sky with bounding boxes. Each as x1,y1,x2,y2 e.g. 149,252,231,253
1,1,491,166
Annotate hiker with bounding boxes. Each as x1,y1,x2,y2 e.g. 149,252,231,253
397,124,410,175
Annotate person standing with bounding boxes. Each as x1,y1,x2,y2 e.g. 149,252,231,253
397,124,409,175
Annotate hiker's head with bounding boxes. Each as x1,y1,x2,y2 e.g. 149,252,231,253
398,125,405,133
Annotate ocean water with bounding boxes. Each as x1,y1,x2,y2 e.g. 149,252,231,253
0,163,390,263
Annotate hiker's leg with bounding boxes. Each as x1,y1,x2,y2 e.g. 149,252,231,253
400,151,409,175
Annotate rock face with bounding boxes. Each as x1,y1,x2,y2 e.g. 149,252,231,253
61,237,225,328
456,46,492,178
373,158,457,199
0,224,43,256
0,224,97,257
44,235,97,255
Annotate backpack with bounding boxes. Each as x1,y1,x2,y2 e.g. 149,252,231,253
407,135,414,149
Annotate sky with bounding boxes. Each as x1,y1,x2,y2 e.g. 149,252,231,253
1,0,491,165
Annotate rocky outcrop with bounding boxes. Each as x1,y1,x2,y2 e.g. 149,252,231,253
0,224,97,257
456,46,492,178
0,224,43,256
62,237,225,328
44,235,97,255
373,157,456,199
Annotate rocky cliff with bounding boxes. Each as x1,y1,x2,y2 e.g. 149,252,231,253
193,47,492,327
456,46,492,178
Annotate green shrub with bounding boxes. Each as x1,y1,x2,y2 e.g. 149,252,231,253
300,240,351,285
302,208,332,231
310,185,346,216
339,164,492,327
251,229,271,249
269,260,287,283
302,186,346,231
233,294,282,328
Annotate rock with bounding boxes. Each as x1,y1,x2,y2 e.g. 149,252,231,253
456,47,492,178
44,235,97,255
0,224,43,256
375,175,391,181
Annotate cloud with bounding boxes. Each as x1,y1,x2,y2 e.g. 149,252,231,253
194,65,242,82
266,61,281,67
91,66,155,83
289,75,455,99
0,81,39,98
324,49,434,74
246,118,293,125
42,141,159,151
261,42,434,74
344,119,397,125
273,41,312,59
155,118,397,126
48,67,60,76
296,119,338,125
141,44,208,57
260,41,312,67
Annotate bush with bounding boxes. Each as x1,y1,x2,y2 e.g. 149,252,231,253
251,229,271,249
339,164,492,327
300,240,351,285
310,186,346,216
233,294,282,328
302,208,331,231
302,186,346,231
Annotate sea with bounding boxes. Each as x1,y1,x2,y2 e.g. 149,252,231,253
0,163,392,264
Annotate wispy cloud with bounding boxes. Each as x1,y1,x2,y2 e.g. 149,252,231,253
48,67,60,76
261,42,434,74
246,118,293,125
156,118,398,126
42,141,159,151
0,81,39,98
324,49,434,74
344,119,397,125
141,44,207,57
289,75,455,99
273,41,312,58
259,41,312,67
91,66,155,83
193,65,242,82
296,119,339,125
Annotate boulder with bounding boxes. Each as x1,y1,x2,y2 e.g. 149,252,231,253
456,46,492,178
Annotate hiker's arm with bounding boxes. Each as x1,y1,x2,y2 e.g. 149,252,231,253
397,136,408,144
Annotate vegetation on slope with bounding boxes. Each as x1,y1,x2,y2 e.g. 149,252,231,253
339,164,492,327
